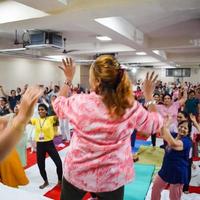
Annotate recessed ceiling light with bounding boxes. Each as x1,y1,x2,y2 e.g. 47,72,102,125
136,52,147,56
131,68,137,73
96,36,112,41
152,50,160,55
45,55,66,61
154,65,176,69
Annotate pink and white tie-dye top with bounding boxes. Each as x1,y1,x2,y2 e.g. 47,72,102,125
53,92,163,192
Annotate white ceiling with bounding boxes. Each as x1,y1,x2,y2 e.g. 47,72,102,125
0,0,200,68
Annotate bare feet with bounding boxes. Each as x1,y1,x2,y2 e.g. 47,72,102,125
39,181,49,189
133,153,139,162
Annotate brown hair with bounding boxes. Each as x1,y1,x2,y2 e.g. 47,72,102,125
91,55,134,118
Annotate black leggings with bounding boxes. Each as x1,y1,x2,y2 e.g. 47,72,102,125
183,158,192,192
37,140,63,182
60,177,124,200
151,133,156,147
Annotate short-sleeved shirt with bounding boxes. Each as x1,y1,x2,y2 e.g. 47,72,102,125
184,98,200,115
53,92,163,192
8,95,21,111
31,116,56,142
156,101,180,122
158,133,192,184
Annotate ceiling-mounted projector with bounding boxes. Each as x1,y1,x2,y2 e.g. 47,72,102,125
26,31,62,49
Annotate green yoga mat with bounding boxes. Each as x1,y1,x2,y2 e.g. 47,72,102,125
124,163,155,200
137,146,164,167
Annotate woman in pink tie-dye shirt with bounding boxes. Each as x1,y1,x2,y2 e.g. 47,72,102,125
53,56,163,200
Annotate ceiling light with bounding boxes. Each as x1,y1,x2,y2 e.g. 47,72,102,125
131,68,137,73
0,48,26,52
136,52,147,56
45,55,66,62
0,1,48,24
75,59,95,64
96,36,112,41
154,65,176,69
152,50,160,55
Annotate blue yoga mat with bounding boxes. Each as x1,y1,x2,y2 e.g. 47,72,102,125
132,140,151,153
124,163,155,200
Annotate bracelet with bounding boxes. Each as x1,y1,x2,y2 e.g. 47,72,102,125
64,80,72,87
145,100,156,107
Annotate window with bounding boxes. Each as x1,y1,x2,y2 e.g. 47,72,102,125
166,68,191,77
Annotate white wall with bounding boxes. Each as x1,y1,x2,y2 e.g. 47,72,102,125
0,56,80,92
0,55,199,93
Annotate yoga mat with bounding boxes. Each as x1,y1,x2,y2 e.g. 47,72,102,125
125,163,155,200
132,140,151,153
137,146,164,167
44,164,155,200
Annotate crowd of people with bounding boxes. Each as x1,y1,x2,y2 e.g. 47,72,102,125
0,55,199,200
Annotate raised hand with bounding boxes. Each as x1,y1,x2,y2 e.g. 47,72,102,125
189,113,197,123
159,115,171,138
143,71,158,100
58,58,75,81
163,115,172,128
17,86,42,124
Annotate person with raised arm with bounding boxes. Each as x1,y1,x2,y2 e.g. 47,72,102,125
151,116,192,200
53,56,163,200
0,86,42,161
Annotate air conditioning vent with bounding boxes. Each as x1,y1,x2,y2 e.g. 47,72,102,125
26,31,62,49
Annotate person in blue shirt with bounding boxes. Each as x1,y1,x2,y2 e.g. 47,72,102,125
151,118,192,200
184,90,200,116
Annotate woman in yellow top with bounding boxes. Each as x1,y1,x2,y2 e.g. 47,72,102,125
30,103,63,189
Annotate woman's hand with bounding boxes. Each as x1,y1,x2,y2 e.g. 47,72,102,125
163,115,172,128
190,113,197,123
58,58,75,81
17,86,42,125
160,115,172,138
143,71,158,101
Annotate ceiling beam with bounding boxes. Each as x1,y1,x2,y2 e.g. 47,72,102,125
148,37,196,50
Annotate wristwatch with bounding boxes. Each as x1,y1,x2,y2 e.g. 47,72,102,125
64,80,72,87
145,100,156,107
